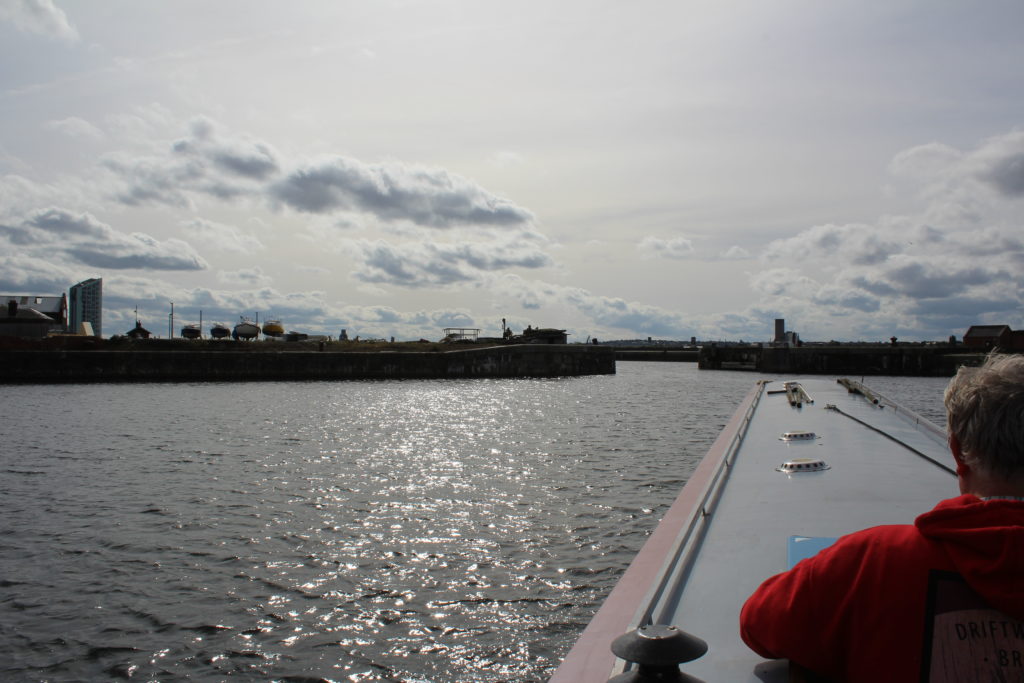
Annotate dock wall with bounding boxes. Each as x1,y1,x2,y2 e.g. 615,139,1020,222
698,345,983,376
0,344,616,383
613,349,699,362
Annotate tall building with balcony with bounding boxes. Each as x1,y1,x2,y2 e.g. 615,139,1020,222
69,278,102,336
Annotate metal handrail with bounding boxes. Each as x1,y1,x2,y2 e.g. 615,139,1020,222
631,381,767,629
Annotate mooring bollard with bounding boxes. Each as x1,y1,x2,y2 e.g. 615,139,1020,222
607,624,708,683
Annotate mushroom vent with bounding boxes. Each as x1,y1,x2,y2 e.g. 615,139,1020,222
777,457,831,473
780,431,817,441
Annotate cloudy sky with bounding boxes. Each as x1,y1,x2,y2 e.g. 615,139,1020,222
2,0,1023,341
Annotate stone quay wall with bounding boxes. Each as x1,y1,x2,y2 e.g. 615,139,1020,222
698,344,984,376
0,344,616,383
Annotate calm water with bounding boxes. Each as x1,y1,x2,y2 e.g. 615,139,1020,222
0,363,948,682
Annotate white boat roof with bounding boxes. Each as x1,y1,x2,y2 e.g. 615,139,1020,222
552,376,957,682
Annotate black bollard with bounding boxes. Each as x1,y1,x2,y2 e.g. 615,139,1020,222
607,624,708,683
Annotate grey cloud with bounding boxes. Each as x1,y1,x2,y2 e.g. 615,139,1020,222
337,305,473,330
763,223,901,266
1,207,208,272
566,290,691,337
104,120,532,234
494,275,692,337
638,236,695,259
105,118,280,207
218,267,272,286
271,157,533,228
750,268,819,298
210,146,279,180
899,297,1022,338
716,312,774,339
811,286,880,313
955,228,1024,258
26,207,112,238
102,282,333,335
172,119,280,181
850,275,899,297
67,234,206,271
351,241,436,286
329,304,476,339
882,261,999,299
102,155,197,208
347,238,552,287
175,117,280,180
0,221,33,245
183,218,265,254
454,242,551,270
908,295,1020,318
0,252,76,292
980,152,1024,197
848,259,1004,301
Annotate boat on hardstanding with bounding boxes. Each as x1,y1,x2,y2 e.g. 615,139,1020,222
262,319,285,338
180,324,201,340
232,317,260,340
210,323,230,339
551,376,956,682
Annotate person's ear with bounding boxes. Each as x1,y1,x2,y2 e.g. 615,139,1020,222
949,433,964,462
949,433,971,478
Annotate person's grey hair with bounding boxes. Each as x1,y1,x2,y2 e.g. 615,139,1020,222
944,353,1024,477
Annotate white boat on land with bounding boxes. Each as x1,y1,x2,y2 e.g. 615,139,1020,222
551,376,956,682
232,317,260,340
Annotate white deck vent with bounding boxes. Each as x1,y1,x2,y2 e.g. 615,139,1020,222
780,431,817,441
777,457,831,473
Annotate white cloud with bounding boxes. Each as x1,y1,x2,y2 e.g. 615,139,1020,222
719,246,751,260
638,235,695,259
492,274,694,338
744,131,1024,339
489,150,526,168
0,0,78,42
44,117,103,140
750,268,820,298
101,117,281,207
218,266,272,287
182,217,264,255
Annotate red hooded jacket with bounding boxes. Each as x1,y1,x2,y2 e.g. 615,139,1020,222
740,495,1024,682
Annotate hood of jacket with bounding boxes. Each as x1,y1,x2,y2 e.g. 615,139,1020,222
916,494,1024,619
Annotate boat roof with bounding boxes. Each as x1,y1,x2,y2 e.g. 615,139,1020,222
553,376,957,682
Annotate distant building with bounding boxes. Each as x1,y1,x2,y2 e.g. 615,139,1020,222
1,294,67,328
0,299,60,338
0,294,67,335
69,278,102,337
963,324,1024,351
442,327,480,342
125,321,152,339
772,318,800,346
520,326,568,344
963,325,1011,349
